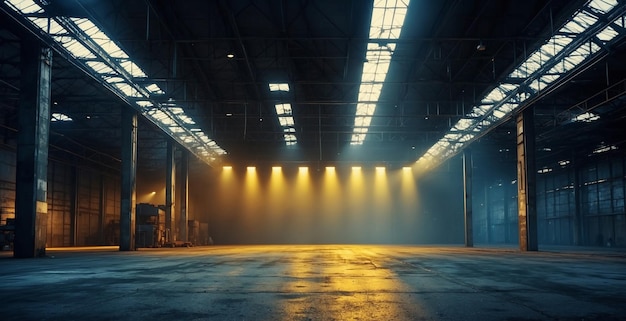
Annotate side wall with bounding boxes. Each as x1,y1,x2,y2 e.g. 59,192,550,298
474,151,626,247
1,146,120,247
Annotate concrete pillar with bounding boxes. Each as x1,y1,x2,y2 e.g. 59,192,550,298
516,108,538,251
165,141,175,241
463,150,473,247
119,108,137,251
179,150,189,242
14,39,52,258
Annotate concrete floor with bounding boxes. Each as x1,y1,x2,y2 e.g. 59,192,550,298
1,245,626,320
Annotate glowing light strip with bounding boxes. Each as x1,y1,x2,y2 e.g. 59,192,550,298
416,0,624,170
270,83,297,146
4,0,227,162
350,0,410,145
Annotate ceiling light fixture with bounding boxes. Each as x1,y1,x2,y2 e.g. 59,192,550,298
350,0,411,145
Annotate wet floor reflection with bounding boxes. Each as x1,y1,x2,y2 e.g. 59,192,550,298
278,245,431,320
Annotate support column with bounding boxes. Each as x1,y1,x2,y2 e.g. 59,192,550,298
485,184,491,244
70,166,78,246
99,174,105,244
119,108,137,251
165,141,176,242
179,150,188,242
14,40,52,258
463,150,473,247
572,158,583,245
503,182,510,243
516,108,538,251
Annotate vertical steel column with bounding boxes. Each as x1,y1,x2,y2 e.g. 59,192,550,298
119,108,137,251
98,174,105,244
70,166,78,245
516,108,538,251
485,184,491,243
572,158,583,245
463,150,473,247
165,141,175,241
179,150,189,242
14,39,52,258
503,182,510,243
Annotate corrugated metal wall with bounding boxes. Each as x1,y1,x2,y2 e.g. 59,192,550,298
0,147,120,246
475,153,626,247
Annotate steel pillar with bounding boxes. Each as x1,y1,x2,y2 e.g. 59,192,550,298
70,166,78,246
14,39,52,258
165,141,176,241
179,151,189,242
572,158,583,245
119,108,137,251
516,108,538,251
463,150,473,247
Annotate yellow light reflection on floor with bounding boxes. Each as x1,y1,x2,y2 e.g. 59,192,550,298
279,245,425,319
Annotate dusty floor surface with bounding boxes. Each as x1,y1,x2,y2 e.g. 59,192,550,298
1,245,625,320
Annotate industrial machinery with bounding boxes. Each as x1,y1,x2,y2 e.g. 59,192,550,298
135,203,166,248
0,218,14,250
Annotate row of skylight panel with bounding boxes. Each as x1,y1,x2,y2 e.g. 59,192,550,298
351,0,410,145
5,0,227,159
270,84,297,146
417,0,621,167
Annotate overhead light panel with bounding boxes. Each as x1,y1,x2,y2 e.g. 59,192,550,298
271,86,297,145
350,0,411,145
51,113,72,122
4,0,227,164
416,0,623,171
269,83,290,92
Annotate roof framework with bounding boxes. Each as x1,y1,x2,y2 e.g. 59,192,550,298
1,0,626,171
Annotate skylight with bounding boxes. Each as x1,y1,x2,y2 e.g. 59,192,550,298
572,112,600,122
350,0,410,145
269,83,290,92
5,0,226,163
416,0,624,171
51,113,72,122
271,85,297,146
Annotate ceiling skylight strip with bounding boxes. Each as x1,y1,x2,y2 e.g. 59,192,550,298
270,84,297,146
3,0,227,163
416,0,624,171
351,0,410,145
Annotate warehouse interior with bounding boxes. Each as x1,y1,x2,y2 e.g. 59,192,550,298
1,0,626,251
2,0,626,319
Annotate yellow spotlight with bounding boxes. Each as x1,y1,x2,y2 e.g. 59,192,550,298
150,191,156,195
351,166,361,172
403,166,412,172
272,166,282,173
375,166,386,173
223,166,232,170
299,166,309,174
247,166,256,173
325,166,335,173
